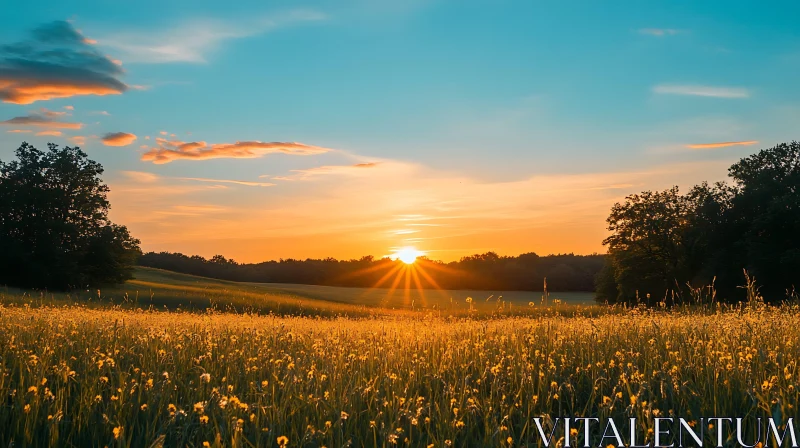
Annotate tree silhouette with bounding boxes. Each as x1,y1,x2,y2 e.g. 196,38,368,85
0,142,140,289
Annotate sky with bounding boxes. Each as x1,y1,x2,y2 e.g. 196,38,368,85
1,0,798,262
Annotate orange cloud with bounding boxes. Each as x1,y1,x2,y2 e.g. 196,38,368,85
1,113,83,129
6,129,31,133
141,138,329,164
0,22,127,104
686,140,758,149
35,130,62,136
101,132,137,147
69,136,86,145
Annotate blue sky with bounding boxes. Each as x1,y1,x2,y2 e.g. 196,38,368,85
1,0,798,261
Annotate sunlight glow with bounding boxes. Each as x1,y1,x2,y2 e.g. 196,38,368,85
392,247,424,264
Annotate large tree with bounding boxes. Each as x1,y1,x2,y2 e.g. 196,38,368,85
0,142,140,289
598,141,800,304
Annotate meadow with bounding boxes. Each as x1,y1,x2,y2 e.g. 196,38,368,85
0,270,798,447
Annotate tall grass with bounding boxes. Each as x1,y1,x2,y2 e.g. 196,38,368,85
0,298,797,447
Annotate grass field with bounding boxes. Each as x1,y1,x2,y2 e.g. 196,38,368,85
0,269,797,447
1,267,595,317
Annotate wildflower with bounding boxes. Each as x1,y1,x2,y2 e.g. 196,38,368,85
277,436,289,446
140,404,148,411
194,402,205,414
113,426,123,440
27,386,38,394
200,415,209,424
508,437,513,444
24,404,31,413
203,443,210,448
200,373,211,383
341,411,349,420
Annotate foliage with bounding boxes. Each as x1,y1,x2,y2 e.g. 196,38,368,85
0,300,796,447
0,142,140,290
138,252,605,292
599,141,800,304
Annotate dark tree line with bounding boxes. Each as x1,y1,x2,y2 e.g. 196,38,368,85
138,251,606,291
0,143,140,290
597,141,800,304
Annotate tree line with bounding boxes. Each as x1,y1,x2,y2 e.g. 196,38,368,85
138,251,605,291
597,141,800,304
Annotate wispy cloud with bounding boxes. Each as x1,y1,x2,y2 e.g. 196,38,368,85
141,138,329,164
6,129,31,133
178,177,275,187
122,171,159,183
101,132,137,146
121,170,273,187
0,21,128,104
35,130,62,136
97,10,325,64
686,140,759,149
1,113,83,129
653,84,750,98
638,28,683,36
270,162,382,180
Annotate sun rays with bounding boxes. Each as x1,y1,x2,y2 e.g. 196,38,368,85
336,247,459,310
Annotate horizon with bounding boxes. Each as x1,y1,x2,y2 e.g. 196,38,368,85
2,0,798,263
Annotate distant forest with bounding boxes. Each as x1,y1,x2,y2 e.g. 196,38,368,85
138,252,605,292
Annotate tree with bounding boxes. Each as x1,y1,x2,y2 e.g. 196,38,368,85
598,141,800,304
0,142,140,289
725,141,800,299
598,183,732,304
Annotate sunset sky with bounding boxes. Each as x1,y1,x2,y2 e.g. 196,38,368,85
1,0,798,262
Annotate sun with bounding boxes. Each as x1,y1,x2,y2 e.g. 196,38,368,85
392,247,423,264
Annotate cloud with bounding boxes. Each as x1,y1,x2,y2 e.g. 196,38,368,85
101,131,137,146
638,28,682,36
35,130,62,136
97,10,325,63
0,21,128,104
39,107,69,118
277,162,382,180
1,113,83,129
178,177,275,187
653,84,749,98
64,105,74,110
122,170,160,183
121,170,271,187
91,110,111,116
6,129,31,133
141,138,329,164
69,136,86,145
686,140,759,149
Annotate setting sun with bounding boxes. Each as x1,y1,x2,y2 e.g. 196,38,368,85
392,247,424,264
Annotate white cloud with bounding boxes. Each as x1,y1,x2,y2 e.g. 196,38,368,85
97,9,326,63
653,84,750,98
